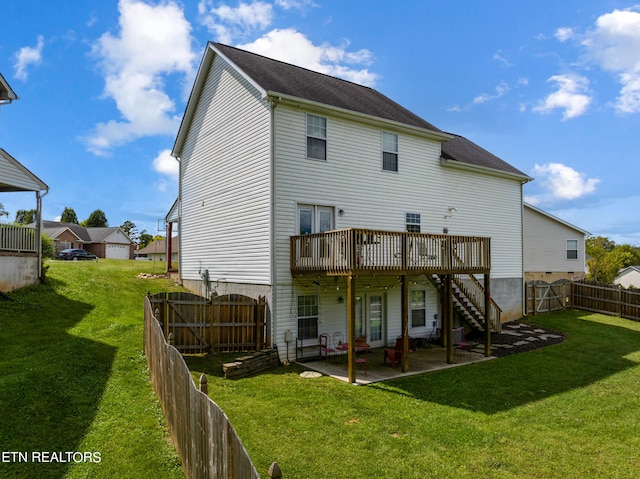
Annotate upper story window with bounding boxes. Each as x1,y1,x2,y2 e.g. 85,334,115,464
406,213,421,233
306,114,327,160
566,239,578,260
382,131,398,172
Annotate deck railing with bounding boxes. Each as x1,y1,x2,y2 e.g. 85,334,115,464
0,224,38,253
291,228,490,275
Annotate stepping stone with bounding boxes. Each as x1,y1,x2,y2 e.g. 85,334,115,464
545,334,562,339
513,341,529,346
533,329,546,333
506,324,522,329
525,336,539,342
501,331,523,337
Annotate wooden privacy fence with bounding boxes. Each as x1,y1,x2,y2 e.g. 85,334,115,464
148,292,268,354
573,281,640,320
144,296,262,479
526,279,640,321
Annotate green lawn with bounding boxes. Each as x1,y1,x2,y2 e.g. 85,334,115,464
187,310,640,479
3,261,640,479
0,260,184,479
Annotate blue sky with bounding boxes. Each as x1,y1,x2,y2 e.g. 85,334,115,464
1,0,638,245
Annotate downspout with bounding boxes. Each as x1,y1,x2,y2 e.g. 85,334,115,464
175,156,182,283
269,97,278,350
520,182,526,317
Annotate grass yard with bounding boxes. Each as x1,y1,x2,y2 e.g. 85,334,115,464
0,260,184,479
3,260,640,479
187,310,640,479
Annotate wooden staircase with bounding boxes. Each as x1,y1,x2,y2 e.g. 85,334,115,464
430,274,502,332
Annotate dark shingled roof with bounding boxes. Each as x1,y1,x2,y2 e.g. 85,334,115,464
213,43,442,133
441,133,529,178
42,220,92,242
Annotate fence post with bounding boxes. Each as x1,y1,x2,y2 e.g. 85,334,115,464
199,373,208,395
618,285,622,317
268,462,282,479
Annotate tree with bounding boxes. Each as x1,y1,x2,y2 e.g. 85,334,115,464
60,207,79,224
120,220,138,241
82,209,108,227
14,209,37,225
41,233,55,259
585,236,640,284
138,230,153,248
0,203,8,219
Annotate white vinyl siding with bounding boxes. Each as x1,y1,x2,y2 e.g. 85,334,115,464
272,105,525,338
523,205,586,273
179,54,271,285
0,151,47,192
273,107,523,277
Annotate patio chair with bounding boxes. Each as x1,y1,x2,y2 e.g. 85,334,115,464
453,327,472,356
383,338,404,369
319,333,336,361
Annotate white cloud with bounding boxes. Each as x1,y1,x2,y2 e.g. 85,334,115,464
555,27,575,42
152,149,179,181
198,0,274,44
533,73,592,120
531,163,600,202
275,0,316,9
13,35,45,81
86,0,196,155
473,82,509,104
581,6,640,113
237,28,379,86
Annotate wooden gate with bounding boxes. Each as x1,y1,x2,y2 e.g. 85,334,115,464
525,280,572,315
148,292,267,353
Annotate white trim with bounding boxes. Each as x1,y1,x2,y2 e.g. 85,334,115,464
440,156,533,183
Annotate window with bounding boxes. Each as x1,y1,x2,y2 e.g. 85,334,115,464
298,205,334,235
566,239,578,260
306,114,327,160
406,213,421,233
410,290,426,328
382,131,398,172
297,295,318,340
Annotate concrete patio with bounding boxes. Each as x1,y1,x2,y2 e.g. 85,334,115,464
297,346,495,385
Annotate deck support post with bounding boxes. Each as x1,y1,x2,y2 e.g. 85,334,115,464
347,274,356,383
401,275,409,372
484,273,492,357
166,221,173,272
444,274,454,364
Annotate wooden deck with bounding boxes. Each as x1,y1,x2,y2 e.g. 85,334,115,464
291,228,490,276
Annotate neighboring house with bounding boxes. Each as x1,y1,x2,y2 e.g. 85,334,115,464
42,221,134,259
170,43,532,378
523,203,589,283
136,236,179,264
614,266,640,289
0,150,49,292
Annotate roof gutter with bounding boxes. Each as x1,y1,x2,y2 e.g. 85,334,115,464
266,91,453,143
440,156,533,183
